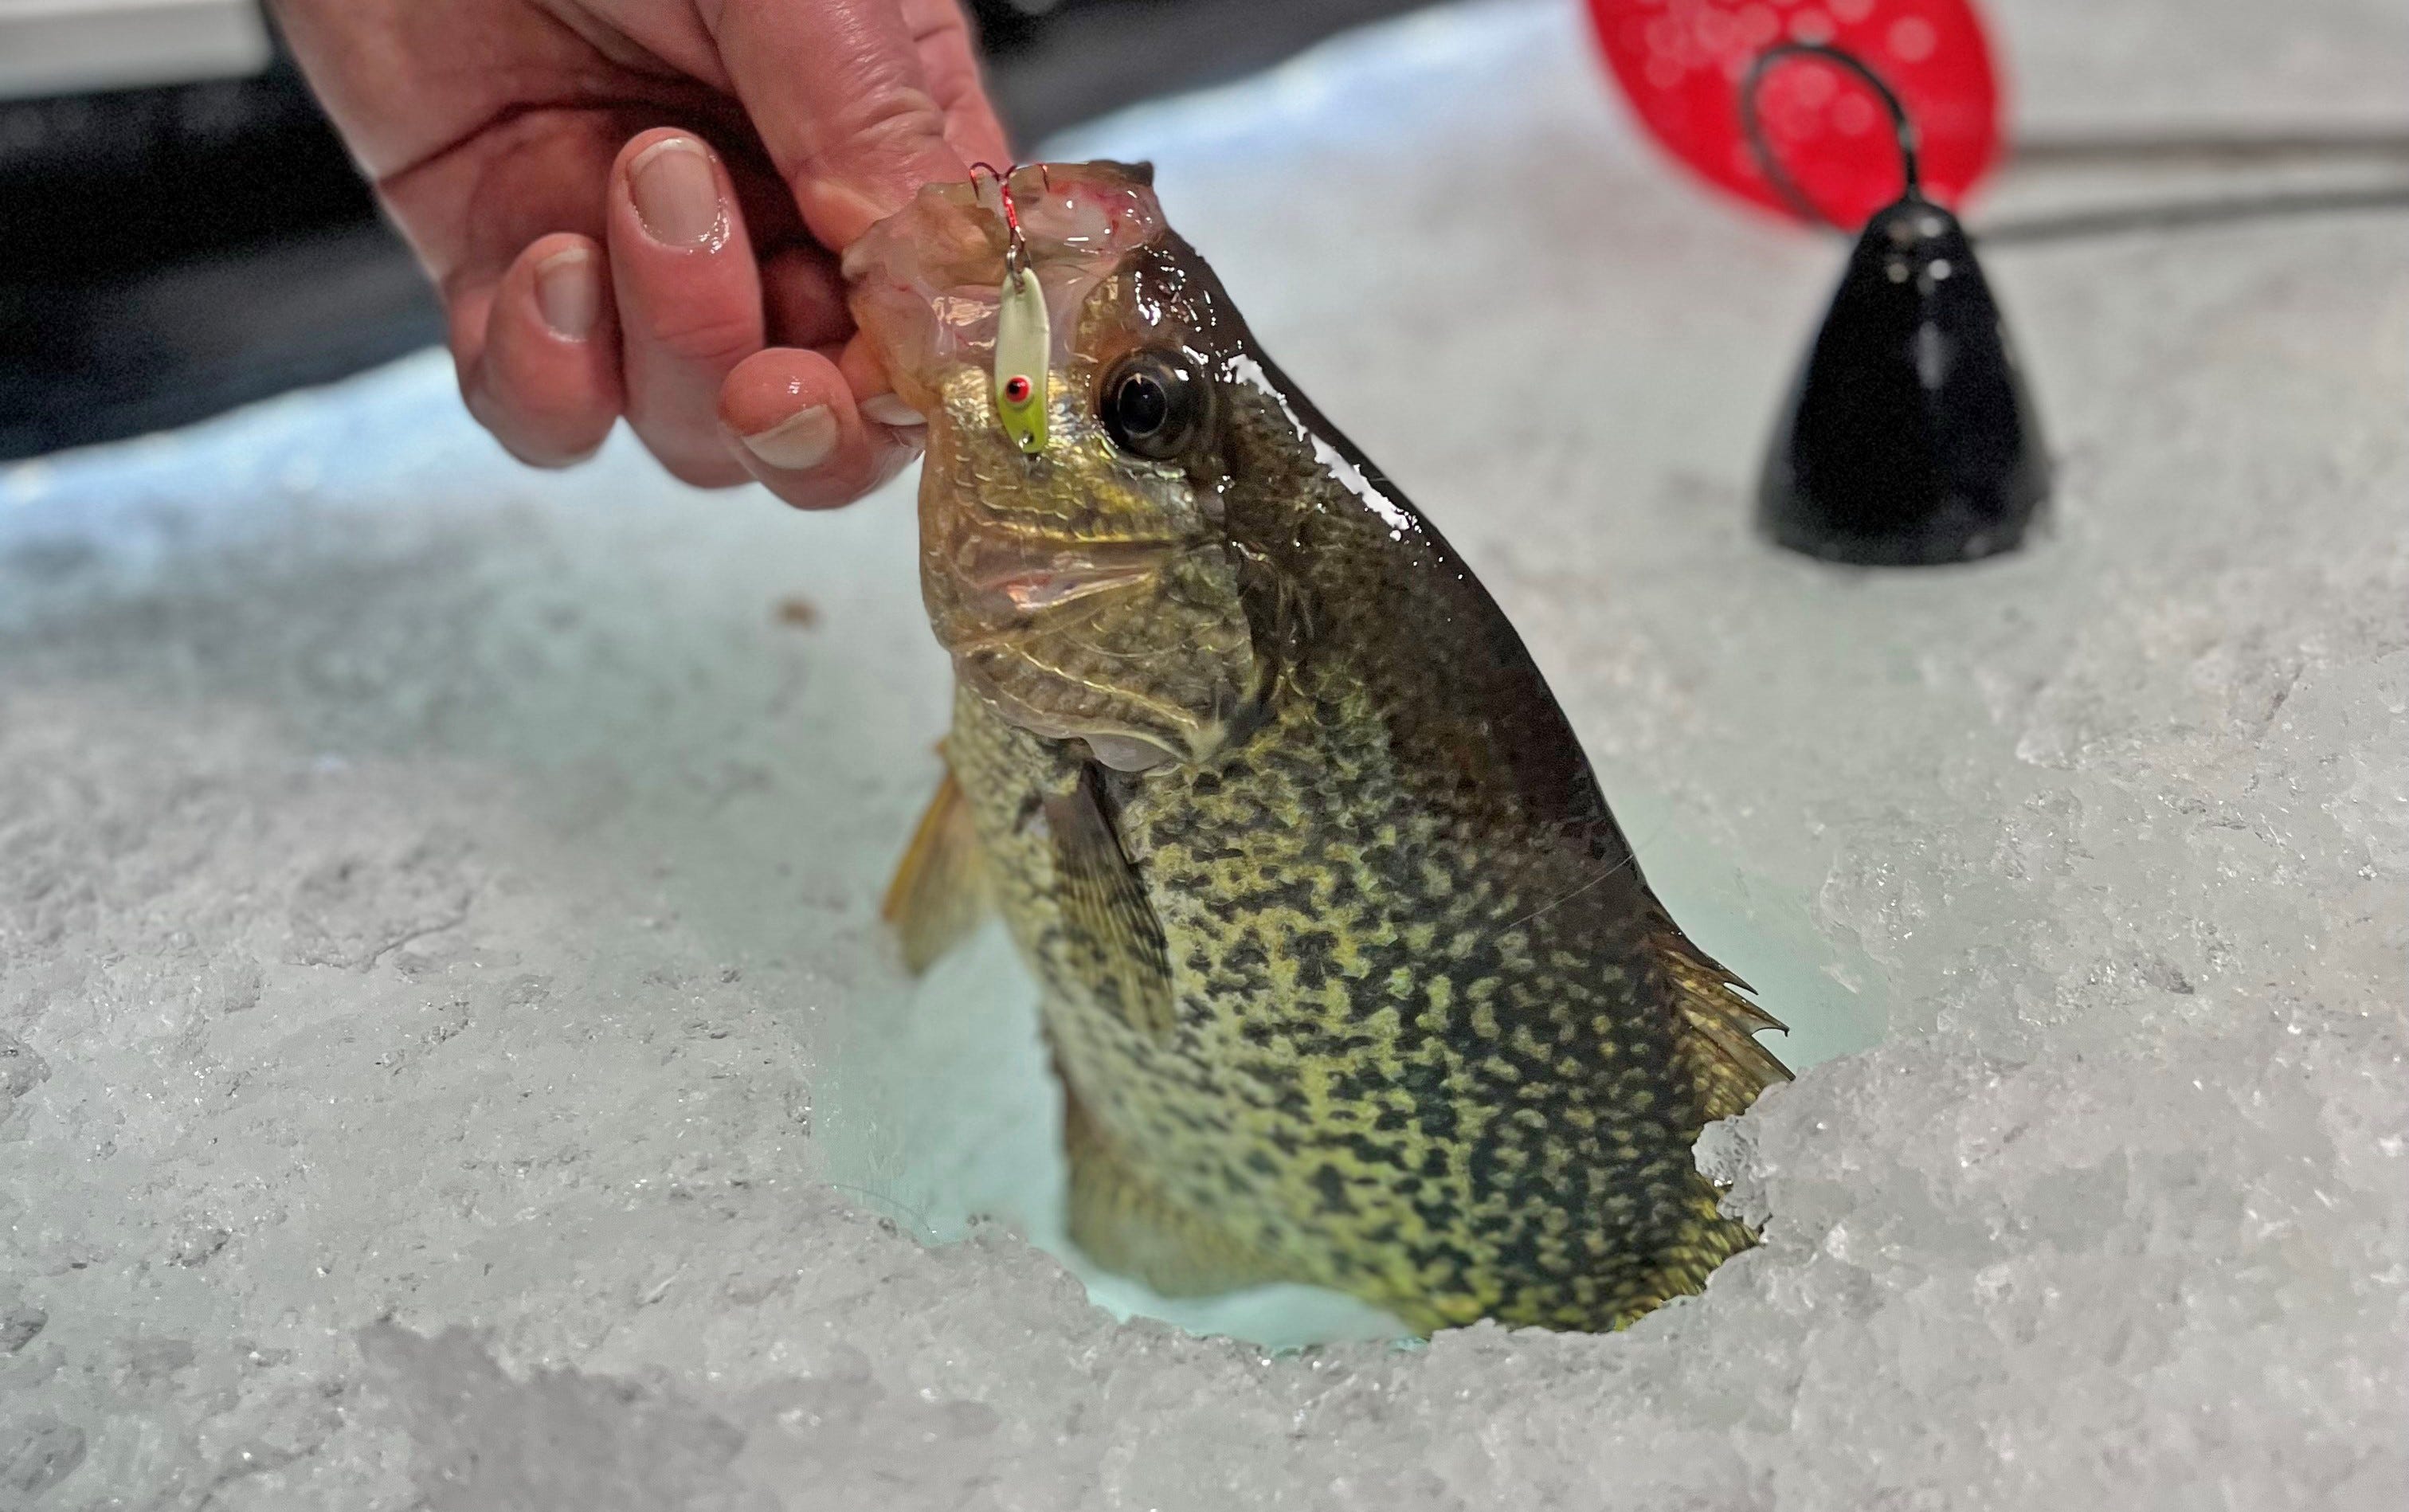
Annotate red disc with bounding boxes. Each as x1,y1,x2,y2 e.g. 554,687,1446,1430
1586,0,2004,227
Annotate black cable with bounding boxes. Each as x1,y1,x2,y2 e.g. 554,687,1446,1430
2011,128,2409,167
1974,182,2409,245
1737,42,2409,245
1740,41,1923,228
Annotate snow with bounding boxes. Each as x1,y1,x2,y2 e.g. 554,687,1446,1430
3,1,2404,1506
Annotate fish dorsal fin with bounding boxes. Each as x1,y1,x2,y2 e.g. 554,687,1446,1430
1654,932,1792,1125
882,764,992,974
1044,766,1177,1036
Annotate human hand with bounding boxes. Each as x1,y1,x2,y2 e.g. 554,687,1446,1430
272,0,1009,506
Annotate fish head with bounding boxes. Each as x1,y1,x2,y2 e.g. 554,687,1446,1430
845,162,1264,773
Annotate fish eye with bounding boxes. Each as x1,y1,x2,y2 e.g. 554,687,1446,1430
1099,349,1207,460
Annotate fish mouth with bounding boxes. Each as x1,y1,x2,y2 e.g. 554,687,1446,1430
844,163,1167,413
954,535,1180,620
851,163,1259,769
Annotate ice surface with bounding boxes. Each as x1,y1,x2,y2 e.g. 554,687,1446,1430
3,0,2406,1506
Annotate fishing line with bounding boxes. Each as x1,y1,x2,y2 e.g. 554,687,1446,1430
822,1181,942,1245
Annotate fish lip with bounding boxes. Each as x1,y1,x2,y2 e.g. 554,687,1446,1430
977,563,1150,614
953,532,1181,618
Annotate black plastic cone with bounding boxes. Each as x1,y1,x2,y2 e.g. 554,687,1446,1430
1759,194,2050,566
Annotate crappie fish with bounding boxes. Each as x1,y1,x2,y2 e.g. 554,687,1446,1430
847,162,1788,1334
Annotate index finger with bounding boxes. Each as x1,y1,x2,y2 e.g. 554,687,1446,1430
703,0,980,252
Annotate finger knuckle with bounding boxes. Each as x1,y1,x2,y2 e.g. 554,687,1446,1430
643,306,762,368
811,78,950,173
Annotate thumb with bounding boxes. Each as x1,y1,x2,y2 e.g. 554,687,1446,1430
704,0,974,250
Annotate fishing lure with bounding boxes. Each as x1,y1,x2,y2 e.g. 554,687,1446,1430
976,163,1051,456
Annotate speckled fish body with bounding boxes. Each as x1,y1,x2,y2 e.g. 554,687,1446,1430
849,163,1788,1333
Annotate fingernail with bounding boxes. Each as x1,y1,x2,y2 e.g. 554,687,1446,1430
533,248,599,339
629,136,723,249
859,394,925,427
740,405,839,472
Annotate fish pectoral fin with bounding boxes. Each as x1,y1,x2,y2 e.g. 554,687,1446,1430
1654,932,1793,1126
882,763,991,974
1042,767,1176,1036
1060,1079,1284,1298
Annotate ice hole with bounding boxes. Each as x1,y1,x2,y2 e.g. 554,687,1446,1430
813,778,1887,1349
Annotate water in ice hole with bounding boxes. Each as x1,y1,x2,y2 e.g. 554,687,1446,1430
815,781,1889,1349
